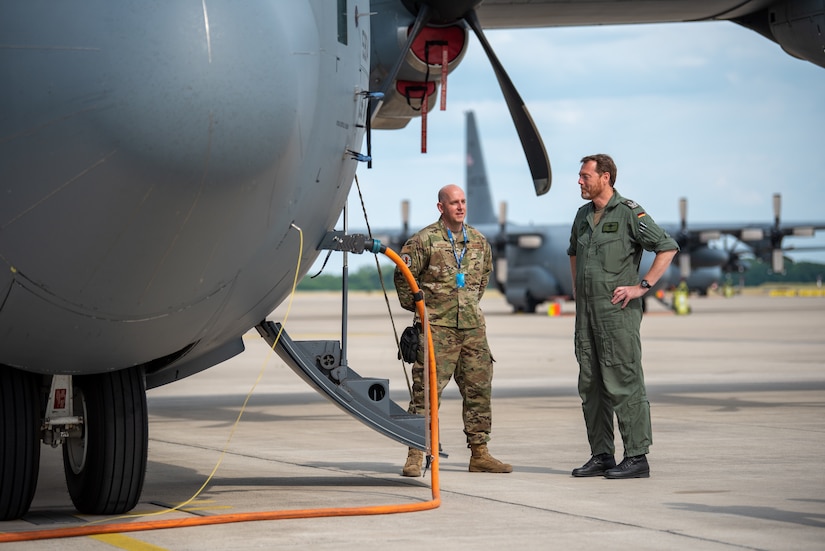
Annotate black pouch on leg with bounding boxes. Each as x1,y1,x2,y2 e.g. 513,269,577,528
398,324,420,363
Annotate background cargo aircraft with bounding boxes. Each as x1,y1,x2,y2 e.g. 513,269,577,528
458,111,825,311
2,0,824,520
373,111,825,311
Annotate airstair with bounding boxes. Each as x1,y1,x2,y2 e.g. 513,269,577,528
256,321,443,455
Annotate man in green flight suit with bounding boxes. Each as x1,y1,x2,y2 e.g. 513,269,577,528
395,184,511,477
568,154,678,479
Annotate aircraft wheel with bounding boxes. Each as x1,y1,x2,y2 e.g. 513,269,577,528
0,365,42,520
524,292,539,313
63,367,148,515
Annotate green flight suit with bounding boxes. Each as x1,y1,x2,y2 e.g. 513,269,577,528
567,190,678,457
395,219,494,446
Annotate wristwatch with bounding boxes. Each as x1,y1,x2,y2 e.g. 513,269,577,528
640,279,651,289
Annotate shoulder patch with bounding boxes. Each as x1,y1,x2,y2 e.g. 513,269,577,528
623,199,639,209
401,253,412,267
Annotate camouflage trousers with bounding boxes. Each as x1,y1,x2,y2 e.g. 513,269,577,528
408,325,493,446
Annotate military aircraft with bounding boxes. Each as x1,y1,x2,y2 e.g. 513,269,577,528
457,111,825,311
2,0,824,521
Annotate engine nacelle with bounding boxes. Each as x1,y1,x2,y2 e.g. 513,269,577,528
770,0,825,68
737,0,825,69
369,6,469,129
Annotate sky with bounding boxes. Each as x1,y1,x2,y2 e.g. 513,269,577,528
315,20,825,274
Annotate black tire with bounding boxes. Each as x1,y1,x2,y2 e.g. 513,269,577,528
524,292,539,314
0,365,41,520
63,367,148,515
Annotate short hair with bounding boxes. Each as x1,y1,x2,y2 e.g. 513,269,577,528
581,154,617,187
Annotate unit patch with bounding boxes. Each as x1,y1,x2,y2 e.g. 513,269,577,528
401,253,412,267
602,222,619,233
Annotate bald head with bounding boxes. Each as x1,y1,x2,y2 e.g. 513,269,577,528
438,184,463,203
437,185,466,231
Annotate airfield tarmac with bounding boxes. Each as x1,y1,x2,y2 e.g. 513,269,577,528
2,290,824,550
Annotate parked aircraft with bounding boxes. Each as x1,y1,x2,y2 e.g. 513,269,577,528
458,111,825,311
2,0,824,520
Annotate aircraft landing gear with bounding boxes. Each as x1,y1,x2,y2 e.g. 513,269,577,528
0,365,41,521
513,292,539,313
63,367,148,515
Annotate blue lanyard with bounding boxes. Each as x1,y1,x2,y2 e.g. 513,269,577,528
446,225,468,270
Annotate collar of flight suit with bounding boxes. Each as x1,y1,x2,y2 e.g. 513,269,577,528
587,188,624,227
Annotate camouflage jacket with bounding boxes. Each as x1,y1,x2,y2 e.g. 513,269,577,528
394,219,491,329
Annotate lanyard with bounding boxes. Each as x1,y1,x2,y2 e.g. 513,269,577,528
446,225,468,270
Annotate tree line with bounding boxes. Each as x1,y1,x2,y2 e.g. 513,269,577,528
297,260,825,292
740,259,825,286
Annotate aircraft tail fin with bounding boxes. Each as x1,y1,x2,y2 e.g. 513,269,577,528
465,111,498,226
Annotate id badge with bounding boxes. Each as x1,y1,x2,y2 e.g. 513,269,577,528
456,272,465,288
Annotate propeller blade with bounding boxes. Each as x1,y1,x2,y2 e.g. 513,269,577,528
496,200,508,254
498,200,507,232
773,193,782,227
771,193,784,273
772,249,785,274
679,197,687,233
679,253,691,279
464,10,551,196
495,200,509,288
401,199,410,241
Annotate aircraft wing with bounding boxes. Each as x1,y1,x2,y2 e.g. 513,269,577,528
473,1,825,69
676,220,825,274
680,221,825,243
476,0,755,27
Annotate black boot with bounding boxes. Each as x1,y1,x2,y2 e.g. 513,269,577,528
604,455,650,479
571,453,616,477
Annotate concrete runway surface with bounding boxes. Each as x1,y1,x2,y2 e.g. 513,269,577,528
2,290,824,550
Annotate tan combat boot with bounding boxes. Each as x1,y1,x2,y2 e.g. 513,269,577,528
469,443,513,473
402,448,424,477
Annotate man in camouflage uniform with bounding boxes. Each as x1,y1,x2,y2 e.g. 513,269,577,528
395,184,511,477
568,154,678,479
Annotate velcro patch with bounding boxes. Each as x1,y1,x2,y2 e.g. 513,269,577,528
603,222,619,233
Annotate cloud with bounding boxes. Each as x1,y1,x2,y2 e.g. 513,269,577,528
321,19,825,273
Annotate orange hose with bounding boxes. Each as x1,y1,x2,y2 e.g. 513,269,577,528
384,247,441,494
0,245,440,543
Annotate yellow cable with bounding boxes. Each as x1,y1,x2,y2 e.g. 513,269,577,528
0,227,441,544
90,225,304,524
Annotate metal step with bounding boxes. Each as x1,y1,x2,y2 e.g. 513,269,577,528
256,321,444,456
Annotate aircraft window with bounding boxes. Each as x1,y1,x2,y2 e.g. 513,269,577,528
338,0,348,45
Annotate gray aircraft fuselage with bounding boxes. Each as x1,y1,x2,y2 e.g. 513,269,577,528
1,1,369,386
